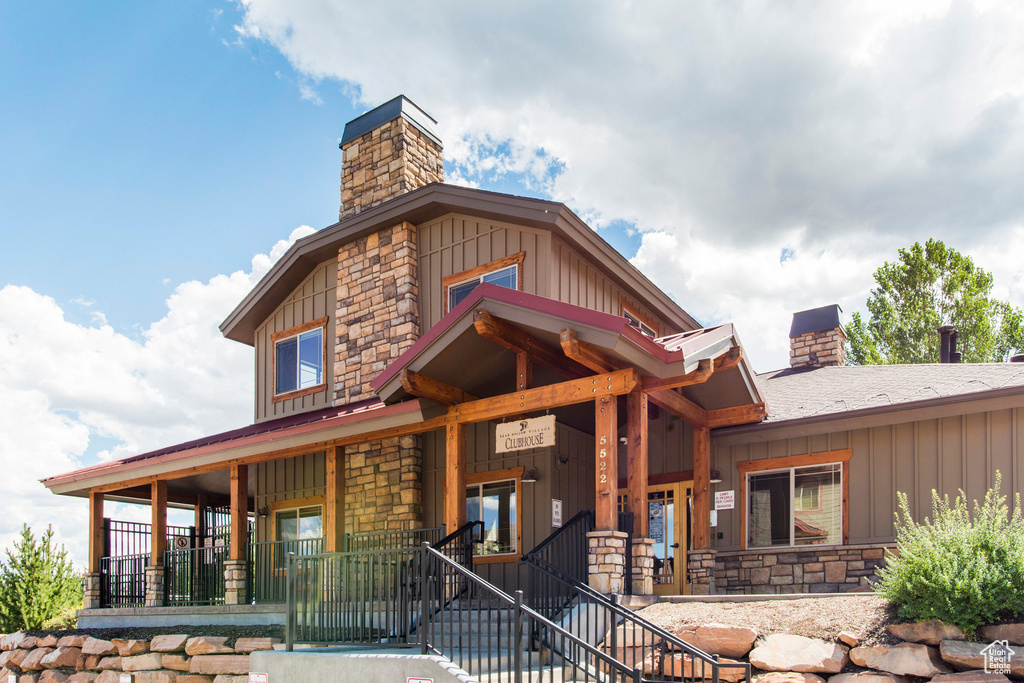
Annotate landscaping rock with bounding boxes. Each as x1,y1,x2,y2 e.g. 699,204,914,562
850,643,951,677
20,637,39,650
56,637,85,649
754,673,826,683
150,635,190,653
1,632,27,650
749,635,848,673
65,674,97,683
829,674,910,683
19,674,39,683
664,653,745,682
121,653,164,672
112,639,149,657
0,667,15,680
677,624,758,658
95,657,121,671
939,640,1024,676
888,621,966,646
980,625,1024,646
20,648,54,672
176,677,215,683
838,631,860,648
37,637,57,649
931,671,1011,683
41,647,82,669
231,638,280,654
81,640,116,658
212,677,249,683
185,638,232,656
133,673,178,683
4,649,29,668
37,672,66,683
94,673,123,683
189,655,249,676
162,654,191,671
79,655,100,671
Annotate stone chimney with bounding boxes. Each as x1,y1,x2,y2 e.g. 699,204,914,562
338,95,444,220
789,304,845,368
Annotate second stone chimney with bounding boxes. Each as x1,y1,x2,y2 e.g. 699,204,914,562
338,95,444,220
789,304,846,368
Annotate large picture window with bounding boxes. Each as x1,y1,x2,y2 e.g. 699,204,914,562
738,450,851,549
443,253,525,312
272,318,327,400
464,467,523,561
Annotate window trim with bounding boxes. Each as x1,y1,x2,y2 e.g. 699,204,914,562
465,466,524,565
442,252,526,313
620,298,659,337
737,449,851,550
271,317,329,402
269,496,326,543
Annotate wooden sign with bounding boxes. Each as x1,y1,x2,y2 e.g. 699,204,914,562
495,415,556,453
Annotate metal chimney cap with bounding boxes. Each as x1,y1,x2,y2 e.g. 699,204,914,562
1011,354,1024,363
340,95,441,148
790,304,844,338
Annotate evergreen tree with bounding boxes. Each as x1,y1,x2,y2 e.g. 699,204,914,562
0,525,82,631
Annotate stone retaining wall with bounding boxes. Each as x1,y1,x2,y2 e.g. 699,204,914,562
0,632,278,683
715,544,893,594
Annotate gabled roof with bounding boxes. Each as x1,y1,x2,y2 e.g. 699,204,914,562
219,183,701,345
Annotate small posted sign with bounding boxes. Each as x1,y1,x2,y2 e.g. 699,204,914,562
714,490,735,511
119,675,132,683
552,499,563,527
249,674,270,683
408,678,434,683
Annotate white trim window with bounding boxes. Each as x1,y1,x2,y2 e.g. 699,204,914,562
275,327,324,396
448,265,518,310
747,463,842,548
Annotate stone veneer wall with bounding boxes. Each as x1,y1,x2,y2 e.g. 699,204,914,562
339,116,443,220
789,327,846,368
345,435,422,534
715,544,892,594
335,222,419,404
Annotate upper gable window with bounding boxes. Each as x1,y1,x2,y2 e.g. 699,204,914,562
443,252,525,313
272,317,328,400
621,300,658,337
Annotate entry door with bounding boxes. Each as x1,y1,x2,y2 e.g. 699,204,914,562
619,482,692,594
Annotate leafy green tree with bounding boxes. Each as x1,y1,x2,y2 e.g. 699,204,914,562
0,525,82,631
846,239,1024,364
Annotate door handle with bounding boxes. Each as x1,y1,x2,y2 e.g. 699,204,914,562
670,543,680,549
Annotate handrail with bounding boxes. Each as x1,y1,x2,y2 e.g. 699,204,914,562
343,526,444,552
524,509,594,560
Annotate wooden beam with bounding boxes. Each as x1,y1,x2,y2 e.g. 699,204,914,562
641,358,714,392
151,481,167,566
692,426,710,550
646,388,708,427
560,328,626,374
594,395,619,531
449,368,640,424
713,346,743,372
89,491,104,574
324,445,345,553
706,402,767,428
626,390,649,538
444,422,467,533
473,310,590,379
400,369,478,405
230,465,248,561
516,351,532,391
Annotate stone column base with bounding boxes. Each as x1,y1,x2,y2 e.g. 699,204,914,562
83,572,102,609
631,538,656,595
224,559,248,605
145,565,165,607
587,530,628,594
688,548,717,595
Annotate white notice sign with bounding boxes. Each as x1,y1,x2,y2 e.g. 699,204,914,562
249,675,269,683
715,490,735,510
119,675,132,683
710,510,718,527
408,678,434,683
552,499,563,528
495,415,556,453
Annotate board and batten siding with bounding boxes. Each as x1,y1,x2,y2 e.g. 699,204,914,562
712,406,1024,550
253,452,327,543
422,422,595,593
254,258,337,422
549,237,670,336
417,213,549,329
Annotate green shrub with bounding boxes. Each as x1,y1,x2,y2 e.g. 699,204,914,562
0,525,82,631
42,605,79,631
875,472,1024,636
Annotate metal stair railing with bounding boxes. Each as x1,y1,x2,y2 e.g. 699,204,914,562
343,526,445,552
523,509,594,622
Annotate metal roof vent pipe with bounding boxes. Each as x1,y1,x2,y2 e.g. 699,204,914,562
1011,354,1024,363
938,325,962,363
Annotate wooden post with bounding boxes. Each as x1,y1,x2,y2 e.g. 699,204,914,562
230,465,248,561
151,481,167,566
692,425,711,549
444,422,467,533
89,490,104,574
627,390,649,538
595,395,618,531
325,445,346,553
516,351,532,391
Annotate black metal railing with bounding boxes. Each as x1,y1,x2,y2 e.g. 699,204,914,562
342,527,444,552
523,509,594,620
618,509,635,596
104,519,196,558
249,538,323,604
164,545,227,606
99,553,149,608
286,546,423,647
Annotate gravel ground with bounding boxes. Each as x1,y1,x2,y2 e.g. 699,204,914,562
18,624,284,646
637,595,899,646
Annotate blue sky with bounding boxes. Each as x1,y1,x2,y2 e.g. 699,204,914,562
2,1,1023,564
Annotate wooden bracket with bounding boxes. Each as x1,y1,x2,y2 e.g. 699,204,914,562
400,369,478,405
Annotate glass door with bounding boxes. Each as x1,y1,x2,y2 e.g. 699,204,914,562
619,481,692,594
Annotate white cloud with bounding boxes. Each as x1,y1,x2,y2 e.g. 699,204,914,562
232,0,1024,366
0,226,314,566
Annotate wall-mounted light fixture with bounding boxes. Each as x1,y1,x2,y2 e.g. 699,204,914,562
521,468,539,483
257,506,269,518
709,468,723,484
